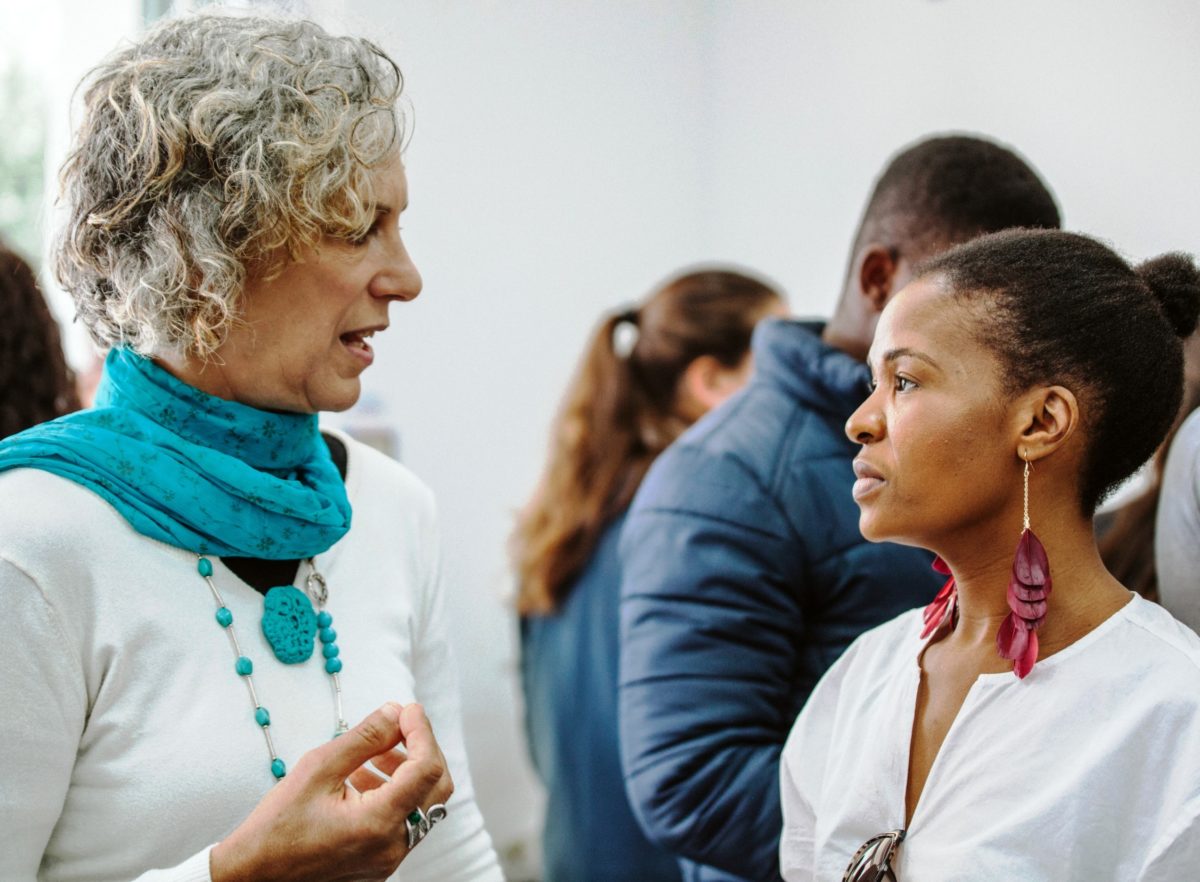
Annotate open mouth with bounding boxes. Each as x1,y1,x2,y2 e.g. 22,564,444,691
339,327,381,365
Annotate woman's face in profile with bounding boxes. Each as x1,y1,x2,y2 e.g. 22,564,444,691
845,276,1018,548
203,154,422,414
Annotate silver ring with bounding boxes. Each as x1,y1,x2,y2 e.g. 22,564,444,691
427,803,448,825
405,807,430,849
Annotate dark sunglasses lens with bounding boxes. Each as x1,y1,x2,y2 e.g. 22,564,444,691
847,865,885,882
845,834,900,882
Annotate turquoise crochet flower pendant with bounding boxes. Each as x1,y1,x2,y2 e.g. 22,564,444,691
261,586,318,664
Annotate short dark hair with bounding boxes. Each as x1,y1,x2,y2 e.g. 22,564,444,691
0,243,80,439
920,228,1200,513
857,135,1061,258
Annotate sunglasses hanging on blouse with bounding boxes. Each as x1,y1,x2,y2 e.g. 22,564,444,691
843,829,906,882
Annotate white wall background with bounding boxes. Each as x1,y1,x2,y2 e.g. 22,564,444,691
21,0,1200,876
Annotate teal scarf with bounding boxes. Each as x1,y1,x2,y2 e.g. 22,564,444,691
0,349,351,559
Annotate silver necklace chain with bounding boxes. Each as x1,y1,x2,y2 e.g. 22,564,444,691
198,555,349,780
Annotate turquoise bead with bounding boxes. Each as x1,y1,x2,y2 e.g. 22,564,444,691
255,707,270,727
319,627,337,644
235,656,253,676
322,643,340,659
325,657,343,675
317,611,333,628
215,607,233,628
271,758,286,779
197,557,213,577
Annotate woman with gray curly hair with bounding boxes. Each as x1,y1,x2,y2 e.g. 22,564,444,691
0,13,502,882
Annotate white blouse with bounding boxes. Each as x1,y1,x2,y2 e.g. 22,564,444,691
0,431,502,882
780,595,1200,881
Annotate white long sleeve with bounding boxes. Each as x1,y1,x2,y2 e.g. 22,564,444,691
0,432,500,882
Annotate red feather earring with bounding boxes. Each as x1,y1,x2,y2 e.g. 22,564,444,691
996,452,1052,678
921,555,957,640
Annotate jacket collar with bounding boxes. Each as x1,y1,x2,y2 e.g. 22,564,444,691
751,318,871,419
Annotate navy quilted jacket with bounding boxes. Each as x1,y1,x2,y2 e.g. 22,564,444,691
618,319,941,882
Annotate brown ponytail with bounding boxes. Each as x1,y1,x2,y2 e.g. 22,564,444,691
513,269,781,615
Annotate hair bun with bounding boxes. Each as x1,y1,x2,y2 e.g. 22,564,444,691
1136,252,1200,338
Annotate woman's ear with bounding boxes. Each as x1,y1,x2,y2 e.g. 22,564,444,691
677,354,752,420
1016,385,1080,462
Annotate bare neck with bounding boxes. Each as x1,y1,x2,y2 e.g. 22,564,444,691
935,508,1131,666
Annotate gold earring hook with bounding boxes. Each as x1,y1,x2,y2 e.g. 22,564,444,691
1022,450,1031,533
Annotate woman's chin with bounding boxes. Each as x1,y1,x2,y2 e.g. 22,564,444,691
306,377,362,414
857,511,901,545
859,516,928,551
858,520,885,544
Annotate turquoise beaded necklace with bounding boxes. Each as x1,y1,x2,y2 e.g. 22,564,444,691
197,555,349,780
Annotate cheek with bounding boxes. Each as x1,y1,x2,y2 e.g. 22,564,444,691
892,410,959,468
898,426,1010,526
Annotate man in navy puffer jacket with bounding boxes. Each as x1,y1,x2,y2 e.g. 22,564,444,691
618,135,1062,882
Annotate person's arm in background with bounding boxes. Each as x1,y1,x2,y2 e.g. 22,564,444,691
1156,411,1200,632
618,443,803,881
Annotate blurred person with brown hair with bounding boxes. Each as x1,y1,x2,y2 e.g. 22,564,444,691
514,268,785,882
0,241,80,438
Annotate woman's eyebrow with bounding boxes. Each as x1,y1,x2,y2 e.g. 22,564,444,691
882,347,941,370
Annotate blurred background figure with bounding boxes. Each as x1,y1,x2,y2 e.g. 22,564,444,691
1154,327,1200,632
514,269,785,882
617,135,1061,882
0,240,79,439
1099,323,1200,602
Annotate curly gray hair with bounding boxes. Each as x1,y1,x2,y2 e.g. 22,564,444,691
56,13,405,357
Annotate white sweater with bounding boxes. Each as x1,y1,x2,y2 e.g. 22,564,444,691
781,596,1200,881
0,431,503,882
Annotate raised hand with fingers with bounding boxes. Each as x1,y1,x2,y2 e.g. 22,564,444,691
210,702,454,882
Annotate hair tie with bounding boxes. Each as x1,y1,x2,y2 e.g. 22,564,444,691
612,307,640,358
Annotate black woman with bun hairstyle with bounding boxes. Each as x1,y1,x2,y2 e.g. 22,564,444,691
780,229,1200,881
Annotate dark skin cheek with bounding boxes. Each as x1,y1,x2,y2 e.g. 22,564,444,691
889,420,992,525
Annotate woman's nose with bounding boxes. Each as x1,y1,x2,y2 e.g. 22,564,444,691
372,239,423,302
845,394,885,444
